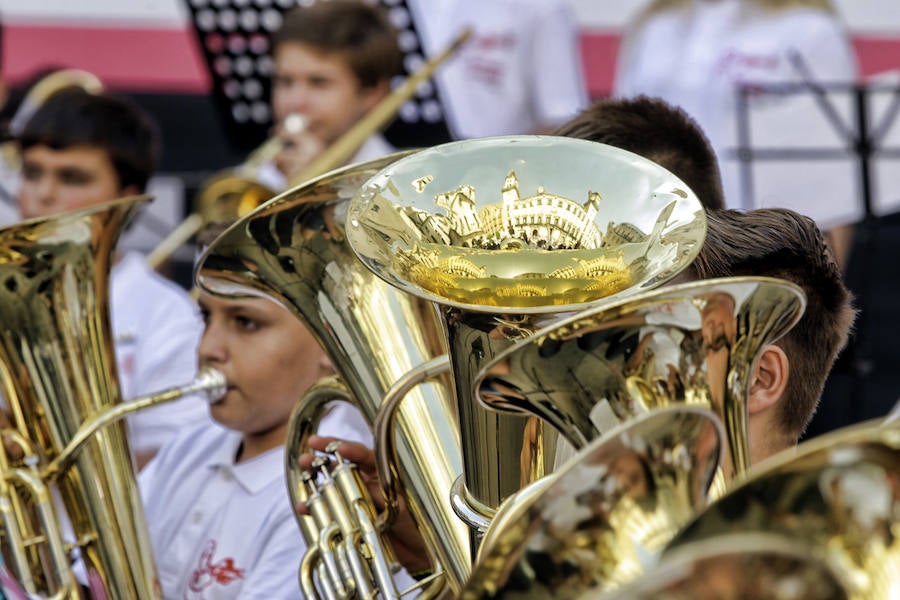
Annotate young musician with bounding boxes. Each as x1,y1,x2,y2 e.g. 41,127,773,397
301,206,856,577
683,207,855,463
257,0,402,190
139,289,370,598
16,87,208,468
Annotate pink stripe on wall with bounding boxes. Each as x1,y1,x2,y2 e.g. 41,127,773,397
3,24,211,93
2,25,898,96
579,31,621,99
853,37,900,79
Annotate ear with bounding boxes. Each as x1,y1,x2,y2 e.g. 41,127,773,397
748,344,789,415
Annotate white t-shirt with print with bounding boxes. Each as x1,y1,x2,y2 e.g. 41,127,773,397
139,404,371,599
615,1,859,226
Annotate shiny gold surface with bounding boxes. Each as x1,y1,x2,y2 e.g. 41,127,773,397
475,276,806,479
349,136,705,313
346,136,707,537
664,419,900,600
195,152,470,595
0,196,160,599
601,534,848,600
459,406,724,598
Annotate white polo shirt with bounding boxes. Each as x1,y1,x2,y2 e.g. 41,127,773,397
256,133,395,192
139,404,371,599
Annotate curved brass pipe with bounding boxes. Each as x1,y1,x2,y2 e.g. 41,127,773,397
0,195,222,599
197,152,470,597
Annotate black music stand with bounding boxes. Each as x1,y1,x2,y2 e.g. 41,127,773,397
732,77,900,435
182,0,452,152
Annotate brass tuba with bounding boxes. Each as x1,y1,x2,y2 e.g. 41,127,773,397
194,153,471,597
457,277,806,597
459,405,726,598
474,276,806,480
663,418,900,600
601,533,849,600
0,196,225,599
345,135,707,544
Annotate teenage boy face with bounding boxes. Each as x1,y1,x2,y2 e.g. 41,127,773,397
271,41,384,147
196,292,333,451
18,144,131,219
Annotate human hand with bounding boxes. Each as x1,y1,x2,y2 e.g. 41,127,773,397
0,408,25,461
297,434,433,574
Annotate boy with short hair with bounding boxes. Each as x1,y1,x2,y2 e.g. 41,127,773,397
258,0,402,190
16,86,208,468
139,289,369,598
685,207,856,462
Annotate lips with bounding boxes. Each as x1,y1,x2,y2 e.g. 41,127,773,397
211,384,236,405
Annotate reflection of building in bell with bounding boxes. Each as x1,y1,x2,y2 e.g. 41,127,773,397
435,183,479,238
421,171,608,250
550,250,630,283
603,222,648,246
414,247,487,279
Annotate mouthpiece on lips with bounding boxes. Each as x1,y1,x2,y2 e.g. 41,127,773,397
193,366,228,404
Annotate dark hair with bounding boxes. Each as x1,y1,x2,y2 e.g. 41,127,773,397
687,208,856,438
19,87,160,192
272,0,402,89
553,95,725,210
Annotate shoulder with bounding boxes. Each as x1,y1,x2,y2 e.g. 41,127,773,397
498,0,576,21
111,252,200,327
112,252,196,309
353,135,395,164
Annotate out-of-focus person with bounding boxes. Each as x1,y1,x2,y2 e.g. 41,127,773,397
614,0,860,270
16,87,209,469
256,0,402,191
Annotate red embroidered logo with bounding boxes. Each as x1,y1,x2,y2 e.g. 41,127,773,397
188,540,245,592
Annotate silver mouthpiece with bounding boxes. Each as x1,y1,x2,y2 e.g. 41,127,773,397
191,366,228,403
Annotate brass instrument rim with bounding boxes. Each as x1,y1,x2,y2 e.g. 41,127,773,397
345,135,708,315
480,402,727,538
738,415,898,482
1,194,153,232
472,274,807,405
462,404,726,598
193,149,421,294
604,531,848,600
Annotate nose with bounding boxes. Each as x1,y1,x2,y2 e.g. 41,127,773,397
280,82,314,118
197,320,227,368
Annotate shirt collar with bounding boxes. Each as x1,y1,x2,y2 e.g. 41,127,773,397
207,432,285,494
